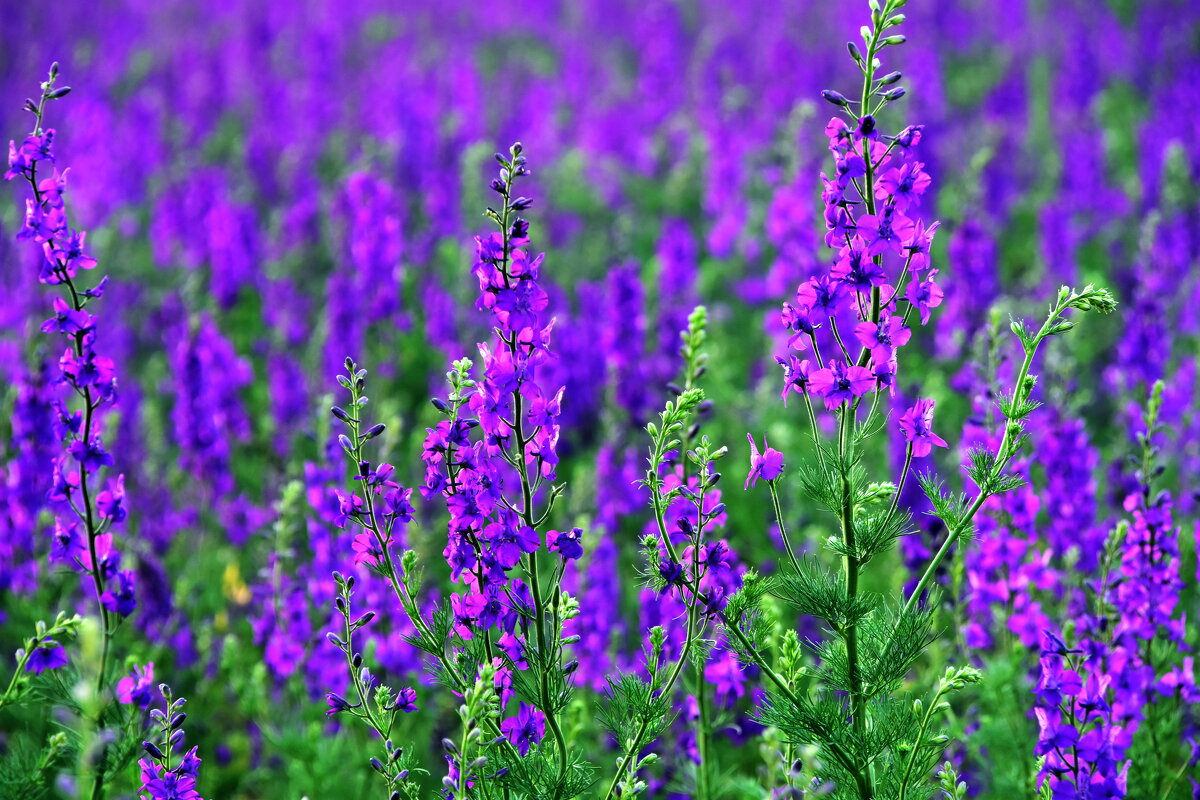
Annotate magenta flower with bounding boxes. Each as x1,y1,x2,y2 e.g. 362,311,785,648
902,219,939,272
831,238,886,292
854,314,911,364
808,360,874,409
116,661,155,708
795,274,845,321
856,206,914,256
745,434,785,490
905,268,944,325
897,398,948,457
876,160,931,207
777,356,813,406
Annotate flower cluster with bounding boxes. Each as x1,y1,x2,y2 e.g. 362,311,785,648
420,144,580,780
778,77,942,413
5,66,134,670
138,684,206,800
1033,633,1129,799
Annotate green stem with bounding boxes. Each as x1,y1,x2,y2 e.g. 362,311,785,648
695,669,711,800
897,684,947,800
768,481,802,574
902,295,1072,618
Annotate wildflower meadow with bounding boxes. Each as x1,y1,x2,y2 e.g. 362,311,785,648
1,1,1197,799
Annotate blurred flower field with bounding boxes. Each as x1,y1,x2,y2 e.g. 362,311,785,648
0,1,1197,798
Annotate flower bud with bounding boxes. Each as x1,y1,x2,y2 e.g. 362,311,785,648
821,89,850,107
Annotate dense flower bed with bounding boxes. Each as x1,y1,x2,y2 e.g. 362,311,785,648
0,1,1197,799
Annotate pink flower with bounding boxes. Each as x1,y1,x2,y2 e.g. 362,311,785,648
745,434,785,490
898,398,948,457
809,360,875,409
116,662,155,708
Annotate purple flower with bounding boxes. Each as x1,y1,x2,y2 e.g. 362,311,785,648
658,558,685,589
902,219,939,272
501,703,546,756
324,692,359,718
809,360,874,409
898,398,948,458
905,269,944,325
777,356,813,406
745,434,785,489
831,238,886,292
390,686,419,713
137,763,202,800
876,161,931,208
100,570,138,618
25,644,68,674
854,314,911,365
1034,707,1079,755
117,662,156,708
547,527,584,560
1034,657,1085,707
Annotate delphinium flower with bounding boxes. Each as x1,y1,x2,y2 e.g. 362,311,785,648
1032,632,1129,799
641,442,747,795
323,571,419,800
326,145,587,799
117,661,156,709
137,683,206,800
5,66,138,774
601,306,750,800
1085,382,1196,793
712,4,1117,798
418,143,588,797
0,612,81,712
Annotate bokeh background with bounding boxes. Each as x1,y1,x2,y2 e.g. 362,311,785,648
1,1,1198,797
